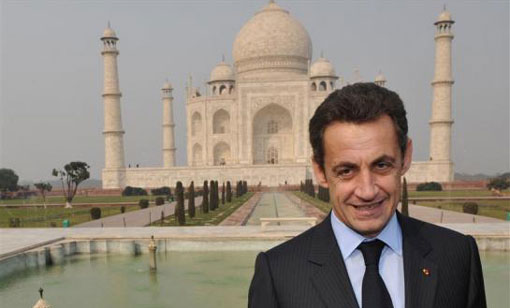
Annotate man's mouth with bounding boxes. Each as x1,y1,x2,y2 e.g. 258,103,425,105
351,199,385,211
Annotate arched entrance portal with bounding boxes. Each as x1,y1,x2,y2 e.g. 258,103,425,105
252,103,293,164
213,142,231,165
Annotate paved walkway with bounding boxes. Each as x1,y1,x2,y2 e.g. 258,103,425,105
75,197,202,228
219,193,262,226
245,193,310,226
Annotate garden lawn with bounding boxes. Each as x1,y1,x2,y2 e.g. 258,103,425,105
0,204,141,228
152,193,254,226
0,195,159,205
416,200,510,220
408,190,504,198
294,190,509,220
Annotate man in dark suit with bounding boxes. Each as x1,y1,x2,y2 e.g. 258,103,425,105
248,83,486,308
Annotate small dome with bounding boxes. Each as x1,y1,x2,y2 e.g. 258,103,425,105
232,1,312,76
375,71,386,82
162,81,173,90
102,26,117,38
436,10,453,23
310,57,336,78
210,62,234,82
33,299,51,308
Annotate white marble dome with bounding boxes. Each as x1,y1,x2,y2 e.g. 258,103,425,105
437,10,453,23
102,26,117,38
210,61,234,81
162,81,173,90
232,1,312,76
375,71,386,82
310,57,336,78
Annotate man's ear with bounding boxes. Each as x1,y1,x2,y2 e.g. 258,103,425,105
312,158,329,188
401,138,413,175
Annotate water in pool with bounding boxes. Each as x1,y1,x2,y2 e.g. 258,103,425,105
0,251,508,307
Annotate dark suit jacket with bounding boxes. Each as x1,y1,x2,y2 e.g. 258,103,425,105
248,212,486,308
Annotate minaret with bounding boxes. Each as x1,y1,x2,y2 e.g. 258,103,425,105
429,8,454,181
162,81,176,167
374,71,387,87
101,24,126,172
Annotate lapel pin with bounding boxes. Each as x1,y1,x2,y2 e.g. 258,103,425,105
422,268,430,276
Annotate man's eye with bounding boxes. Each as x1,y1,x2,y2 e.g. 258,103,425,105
376,162,391,170
337,169,352,176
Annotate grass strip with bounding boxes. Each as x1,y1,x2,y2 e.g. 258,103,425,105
152,193,254,226
0,204,141,228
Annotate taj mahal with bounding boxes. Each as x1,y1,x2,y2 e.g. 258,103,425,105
101,1,455,189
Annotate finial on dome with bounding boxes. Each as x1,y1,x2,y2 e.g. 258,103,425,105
39,288,44,299
222,54,225,62
443,4,446,11
269,0,275,3
320,50,324,58
107,20,111,28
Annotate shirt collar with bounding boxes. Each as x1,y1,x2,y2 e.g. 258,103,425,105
330,210,402,260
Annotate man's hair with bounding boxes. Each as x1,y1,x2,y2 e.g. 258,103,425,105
309,82,408,169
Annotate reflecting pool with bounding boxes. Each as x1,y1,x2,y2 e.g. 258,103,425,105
0,251,508,307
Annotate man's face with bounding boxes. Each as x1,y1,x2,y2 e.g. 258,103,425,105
312,115,412,237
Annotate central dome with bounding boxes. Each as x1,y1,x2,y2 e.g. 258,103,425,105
232,1,312,78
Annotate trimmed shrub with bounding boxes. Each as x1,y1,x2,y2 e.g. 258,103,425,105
122,186,148,196
416,182,442,191
202,181,209,213
487,176,510,191
221,182,225,205
305,179,315,197
401,177,409,216
155,197,165,206
90,207,102,220
139,199,149,209
176,181,185,225
226,181,232,203
151,186,172,197
120,206,126,213
188,181,196,218
463,202,478,215
318,186,330,202
236,181,242,197
210,180,216,210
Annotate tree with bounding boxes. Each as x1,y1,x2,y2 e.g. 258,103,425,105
221,182,225,205
0,168,19,198
202,181,209,213
487,175,510,191
209,180,216,210
175,181,185,225
226,181,232,202
52,161,90,208
401,177,409,216
151,186,171,197
188,181,196,218
34,182,52,207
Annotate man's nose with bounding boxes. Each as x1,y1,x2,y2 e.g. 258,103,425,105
354,170,379,201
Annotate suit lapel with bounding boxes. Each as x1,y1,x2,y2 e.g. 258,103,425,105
308,214,359,308
398,213,438,308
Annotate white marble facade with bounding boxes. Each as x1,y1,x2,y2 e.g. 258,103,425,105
102,1,455,188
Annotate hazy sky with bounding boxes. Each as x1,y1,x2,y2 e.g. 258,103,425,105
0,0,508,182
